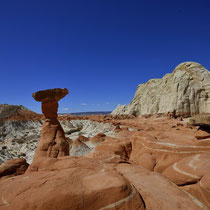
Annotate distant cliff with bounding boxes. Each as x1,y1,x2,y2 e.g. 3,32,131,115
112,62,210,116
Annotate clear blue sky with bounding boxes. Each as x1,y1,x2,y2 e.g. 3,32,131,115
0,0,210,113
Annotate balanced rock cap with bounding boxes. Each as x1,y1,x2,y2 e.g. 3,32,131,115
32,88,69,102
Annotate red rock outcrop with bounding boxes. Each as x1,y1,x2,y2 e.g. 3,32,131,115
162,154,210,207
0,158,29,179
32,88,69,160
75,135,89,142
32,88,69,102
90,137,132,163
90,133,106,144
116,163,208,210
125,117,210,173
0,157,144,209
195,129,210,140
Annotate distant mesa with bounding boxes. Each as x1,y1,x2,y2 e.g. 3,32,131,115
112,61,210,117
32,88,69,102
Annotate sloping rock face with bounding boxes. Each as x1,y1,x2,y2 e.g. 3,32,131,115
162,154,210,207
0,157,144,210
116,164,207,210
112,62,210,116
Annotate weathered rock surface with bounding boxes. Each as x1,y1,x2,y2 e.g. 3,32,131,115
194,129,210,140
32,89,70,161
112,62,210,116
162,154,210,185
0,158,29,178
66,119,115,140
0,157,144,210
116,163,208,210
88,136,132,164
90,133,106,144
129,123,210,173
34,118,69,160
0,120,42,164
69,138,91,156
32,88,69,102
69,133,108,157
162,154,210,207
189,114,210,128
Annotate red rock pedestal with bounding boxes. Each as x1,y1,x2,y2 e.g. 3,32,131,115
32,88,69,160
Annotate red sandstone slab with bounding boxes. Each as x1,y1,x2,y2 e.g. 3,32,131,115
116,163,208,210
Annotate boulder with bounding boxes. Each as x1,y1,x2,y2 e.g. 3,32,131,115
112,62,210,116
194,129,210,140
91,137,132,164
0,158,29,178
32,88,69,102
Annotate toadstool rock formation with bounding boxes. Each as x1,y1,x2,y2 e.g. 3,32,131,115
32,88,69,160
112,62,210,117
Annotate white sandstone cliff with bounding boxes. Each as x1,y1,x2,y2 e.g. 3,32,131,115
112,62,210,116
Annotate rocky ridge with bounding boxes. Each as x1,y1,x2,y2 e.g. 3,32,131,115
112,62,210,116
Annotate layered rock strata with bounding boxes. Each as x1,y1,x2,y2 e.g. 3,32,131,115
112,62,210,116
